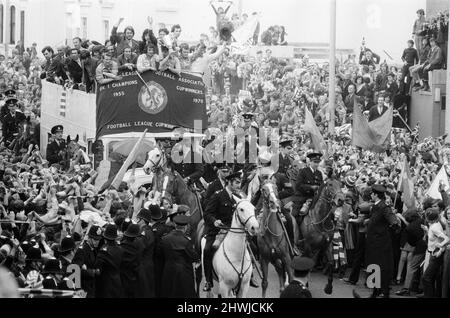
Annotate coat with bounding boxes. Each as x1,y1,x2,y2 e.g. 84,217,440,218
294,167,323,200
110,26,140,56
203,179,224,208
368,105,388,122
46,139,67,166
278,153,292,175
137,224,156,297
280,280,312,298
1,111,26,142
72,242,98,298
95,243,123,298
365,200,398,290
203,188,236,237
66,59,83,84
161,229,200,298
152,221,173,297
120,238,144,298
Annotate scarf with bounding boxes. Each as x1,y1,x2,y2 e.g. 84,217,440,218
332,229,347,269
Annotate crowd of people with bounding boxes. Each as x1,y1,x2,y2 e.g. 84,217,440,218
0,6,450,299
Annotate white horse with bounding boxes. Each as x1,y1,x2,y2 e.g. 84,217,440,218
203,195,259,298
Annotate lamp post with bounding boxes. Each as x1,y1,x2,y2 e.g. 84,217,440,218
328,0,337,135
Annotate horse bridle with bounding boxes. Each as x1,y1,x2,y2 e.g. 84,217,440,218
261,182,284,238
308,183,340,232
148,147,167,172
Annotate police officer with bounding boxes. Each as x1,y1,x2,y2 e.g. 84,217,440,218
167,136,204,186
280,256,314,298
72,225,102,298
276,137,295,199
203,162,232,208
136,207,156,297
202,171,242,291
1,97,26,146
161,214,200,298
46,125,67,167
293,152,324,224
0,89,17,122
95,223,124,298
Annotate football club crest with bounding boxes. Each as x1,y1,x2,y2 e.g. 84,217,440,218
138,81,168,114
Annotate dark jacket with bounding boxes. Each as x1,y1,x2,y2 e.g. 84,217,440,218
368,105,388,122
278,153,292,175
137,224,156,297
46,139,67,166
117,53,138,72
161,229,200,298
203,178,224,208
110,26,140,56
66,59,83,84
72,242,98,298
280,280,312,298
152,221,173,298
406,217,427,255
294,167,323,199
204,188,235,236
2,111,26,142
41,54,68,82
402,47,419,66
120,238,144,298
365,200,398,290
94,243,123,298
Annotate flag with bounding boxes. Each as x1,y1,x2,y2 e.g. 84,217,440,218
426,165,450,200
303,106,326,152
352,104,393,152
110,130,148,190
397,157,415,209
230,15,259,55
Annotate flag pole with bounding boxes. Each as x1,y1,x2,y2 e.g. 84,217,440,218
328,0,337,135
393,156,406,212
110,129,148,190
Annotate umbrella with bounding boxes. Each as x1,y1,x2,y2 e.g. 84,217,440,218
112,139,155,165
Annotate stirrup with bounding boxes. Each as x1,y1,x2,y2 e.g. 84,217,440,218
203,282,212,292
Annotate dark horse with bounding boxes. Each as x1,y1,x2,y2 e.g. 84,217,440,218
257,179,296,298
297,178,344,295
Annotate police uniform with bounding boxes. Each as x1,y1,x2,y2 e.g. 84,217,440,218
202,172,241,288
280,257,314,298
170,139,204,185
202,163,230,208
161,215,200,298
95,224,124,298
293,153,324,213
72,226,102,298
1,97,26,145
136,208,156,298
46,125,67,166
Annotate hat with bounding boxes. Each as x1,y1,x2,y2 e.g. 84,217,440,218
371,184,386,194
269,120,279,127
4,89,16,97
137,208,152,223
58,236,75,253
243,112,254,120
42,276,58,289
291,256,314,271
5,98,18,106
307,152,323,162
173,214,190,226
123,223,141,238
42,259,64,274
25,245,42,261
87,225,103,240
280,137,294,147
149,204,163,220
344,175,356,188
215,162,232,171
51,125,64,134
103,223,118,240
225,171,242,181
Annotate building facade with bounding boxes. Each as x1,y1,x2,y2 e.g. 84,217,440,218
0,0,116,56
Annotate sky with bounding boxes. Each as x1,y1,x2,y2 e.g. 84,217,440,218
113,0,427,63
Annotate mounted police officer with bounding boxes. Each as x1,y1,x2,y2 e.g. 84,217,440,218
1,96,26,147
280,256,314,298
46,125,67,167
202,170,242,292
275,137,295,199
292,152,324,225
203,162,232,208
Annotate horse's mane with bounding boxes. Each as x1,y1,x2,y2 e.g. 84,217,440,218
309,182,327,211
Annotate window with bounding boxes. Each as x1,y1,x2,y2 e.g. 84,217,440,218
10,5,15,44
103,20,109,42
0,5,3,43
81,17,87,39
20,11,24,44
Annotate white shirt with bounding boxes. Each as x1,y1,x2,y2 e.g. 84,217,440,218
427,222,447,252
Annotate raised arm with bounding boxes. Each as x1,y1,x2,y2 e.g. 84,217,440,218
110,18,125,45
